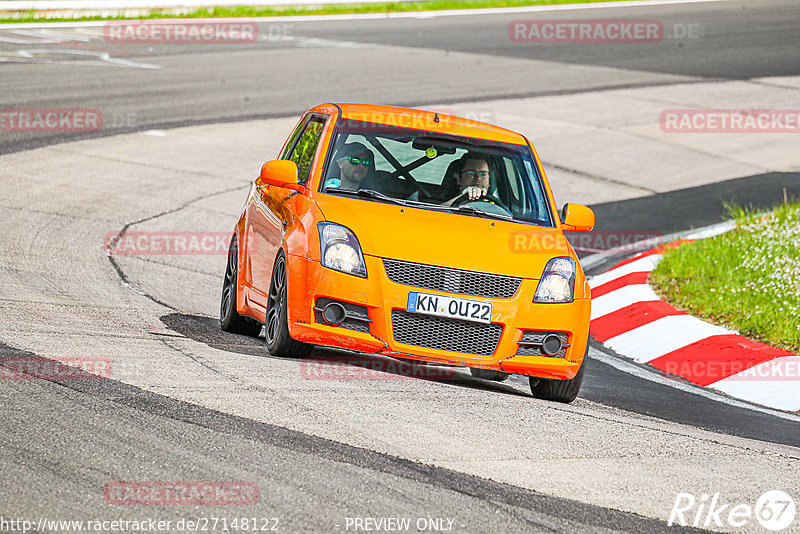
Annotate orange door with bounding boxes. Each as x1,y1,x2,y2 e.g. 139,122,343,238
247,183,291,303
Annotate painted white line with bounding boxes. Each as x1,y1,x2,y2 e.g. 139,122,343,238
604,315,735,363
0,34,62,43
588,254,661,289
708,356,800,413
589,346,800,421
13,28,91,41
290,36,368,48
685,220,736,240
12,48,160,68
580,220,736,271
590,283,659,320
0,0,736,29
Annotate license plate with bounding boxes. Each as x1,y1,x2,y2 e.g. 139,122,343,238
406,292,492,324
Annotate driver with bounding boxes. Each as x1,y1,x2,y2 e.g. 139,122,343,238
443,152,492,206
335,142,375,190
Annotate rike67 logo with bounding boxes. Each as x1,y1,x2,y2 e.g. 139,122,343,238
669,490,796,531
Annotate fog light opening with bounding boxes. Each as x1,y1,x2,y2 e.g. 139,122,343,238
542,334,563,356
322,302,347,326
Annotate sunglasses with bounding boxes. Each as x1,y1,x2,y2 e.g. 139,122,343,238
346,156,372,167
461,170,490,179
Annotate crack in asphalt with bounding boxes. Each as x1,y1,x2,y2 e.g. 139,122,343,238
104,182,249,311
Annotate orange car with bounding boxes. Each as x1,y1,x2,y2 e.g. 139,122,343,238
220,103,595,402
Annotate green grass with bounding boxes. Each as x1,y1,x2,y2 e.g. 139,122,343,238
1,0,637,23
650,200,800,352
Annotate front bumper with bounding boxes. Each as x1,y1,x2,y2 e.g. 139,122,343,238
285,254,590,380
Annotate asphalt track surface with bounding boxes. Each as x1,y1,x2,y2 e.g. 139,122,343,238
1,1,800,532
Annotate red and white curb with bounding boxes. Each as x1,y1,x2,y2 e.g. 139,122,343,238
589,237,800,413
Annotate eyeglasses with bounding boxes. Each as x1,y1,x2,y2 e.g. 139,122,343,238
461,170,489,179
346,156,372,167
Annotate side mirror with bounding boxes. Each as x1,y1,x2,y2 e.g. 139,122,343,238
259,160,303,192
560,203,595,232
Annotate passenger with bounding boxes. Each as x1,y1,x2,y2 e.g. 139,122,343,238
442,152,492,206
335,142,375,190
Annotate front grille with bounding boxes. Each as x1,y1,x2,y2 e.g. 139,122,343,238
383,258,521,299
516,331,569,358
314,298,371,333
391,310,503,356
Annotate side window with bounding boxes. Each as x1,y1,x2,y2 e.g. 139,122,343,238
288,117,326,185
279,117,308,160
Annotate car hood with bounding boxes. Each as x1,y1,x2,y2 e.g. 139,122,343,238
314,194,572,279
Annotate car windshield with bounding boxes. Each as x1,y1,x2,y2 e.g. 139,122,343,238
319,118,555,227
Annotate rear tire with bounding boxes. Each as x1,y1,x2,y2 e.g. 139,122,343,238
469,368,510,382
265,251,313,358
529,345,587,403
220,234,262,337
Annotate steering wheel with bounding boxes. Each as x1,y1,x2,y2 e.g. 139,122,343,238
452,192,511,215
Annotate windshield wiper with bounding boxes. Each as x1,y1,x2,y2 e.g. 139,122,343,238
356,189,410,205
328,188,408,206
448,205,513,221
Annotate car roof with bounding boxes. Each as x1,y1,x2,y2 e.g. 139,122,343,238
312,103,529,146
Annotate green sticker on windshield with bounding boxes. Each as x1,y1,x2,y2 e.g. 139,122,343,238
425,147,437,159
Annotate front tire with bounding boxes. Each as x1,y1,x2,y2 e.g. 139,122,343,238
265,251,313,358
529,345,587,403
220,234,262,337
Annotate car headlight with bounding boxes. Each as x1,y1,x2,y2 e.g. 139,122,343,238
533,257,575,303
318,222,367,278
